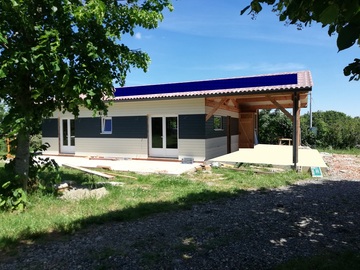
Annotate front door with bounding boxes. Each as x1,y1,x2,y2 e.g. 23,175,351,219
149,116,178,158
60,118,75,154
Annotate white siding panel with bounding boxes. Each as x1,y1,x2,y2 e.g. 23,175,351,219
178,139,206,161
75,138,148,158
52,98,205,118
231,135,239,152
108,98,205,116
205,136,239,160
42,137,59,154
205,137,228,160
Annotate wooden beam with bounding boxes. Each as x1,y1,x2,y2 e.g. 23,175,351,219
229,98,238,106
206,98,228,121
267,95,293,121
63,164,114,179
236,95,292,103
205,99,239,113
239,103,295,111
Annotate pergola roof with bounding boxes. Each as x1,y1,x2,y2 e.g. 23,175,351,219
112,71,313,106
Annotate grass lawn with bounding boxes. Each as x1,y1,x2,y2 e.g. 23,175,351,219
316,147,360,155
1,165,359,267
0,166,308,251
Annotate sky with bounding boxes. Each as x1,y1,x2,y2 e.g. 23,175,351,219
120,0,359,117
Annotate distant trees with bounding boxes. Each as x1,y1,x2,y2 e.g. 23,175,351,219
258,109,360,149
258,110,292,144
302,111,360,149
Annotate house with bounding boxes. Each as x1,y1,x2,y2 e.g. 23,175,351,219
42,71,312,166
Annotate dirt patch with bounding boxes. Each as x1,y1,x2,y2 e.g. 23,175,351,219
322,153,360,180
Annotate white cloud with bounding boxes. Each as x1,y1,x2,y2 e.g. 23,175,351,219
253,62,307,73
220,63,250,71
190,62,306,73
190,63,250,71
135,32,142,39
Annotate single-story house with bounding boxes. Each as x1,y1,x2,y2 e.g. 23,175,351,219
42,71,312,166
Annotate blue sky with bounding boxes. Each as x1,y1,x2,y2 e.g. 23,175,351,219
121,0,359,117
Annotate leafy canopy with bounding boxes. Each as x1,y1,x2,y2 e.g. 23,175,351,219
242,0,360,81
0,0,172,188
0,0,172,120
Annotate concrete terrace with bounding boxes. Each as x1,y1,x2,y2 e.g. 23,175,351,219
41,144,327,176
210,144,327,169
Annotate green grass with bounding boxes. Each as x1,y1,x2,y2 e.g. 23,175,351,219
0,167,308,253
316,147,360,155
2,166,359,267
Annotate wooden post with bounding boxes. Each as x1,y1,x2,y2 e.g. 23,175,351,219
292,92,300,170
227,116,231,153
297,105,301,147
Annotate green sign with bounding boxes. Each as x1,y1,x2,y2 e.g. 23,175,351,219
311,167,323,177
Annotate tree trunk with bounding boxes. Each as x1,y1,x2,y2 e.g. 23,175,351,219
14,130,31,191
14,83,32,191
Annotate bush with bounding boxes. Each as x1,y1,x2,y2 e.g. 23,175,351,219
0,180,27,212
30,134,42,152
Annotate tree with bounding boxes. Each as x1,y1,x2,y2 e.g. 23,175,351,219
0,0,172,190
242,1,360,81
301,110,360,149
258,109,292,144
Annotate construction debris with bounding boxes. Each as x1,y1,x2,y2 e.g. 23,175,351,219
63,164,114,179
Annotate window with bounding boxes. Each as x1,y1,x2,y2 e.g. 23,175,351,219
101,117,112,134
213,115,223,130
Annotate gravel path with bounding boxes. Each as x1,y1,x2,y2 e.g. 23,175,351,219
1,177,360,270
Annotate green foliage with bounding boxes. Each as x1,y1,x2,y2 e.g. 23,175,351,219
302,111,360,149
0,0,172,187
5,143,61,194
258,109,360,149
0,167,308,250
0,181,27,212
29,143,61,191
242,0,360,81
258,109,292,144
29,134,42,152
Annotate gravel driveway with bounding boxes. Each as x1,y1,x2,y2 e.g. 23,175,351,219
1,177,360,270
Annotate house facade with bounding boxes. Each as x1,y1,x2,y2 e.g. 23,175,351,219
42,71,313,162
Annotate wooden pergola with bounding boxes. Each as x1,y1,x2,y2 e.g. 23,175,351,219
205,90,310,169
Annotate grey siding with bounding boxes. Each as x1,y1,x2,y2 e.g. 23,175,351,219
179,114,206,139
42,119,58,137
205,116,227,139
75,116,147,138
231,117,239,136
179,115,238,140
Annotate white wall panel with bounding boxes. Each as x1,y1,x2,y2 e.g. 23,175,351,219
50,98,205,118
75,138,148,158
109,98,205,116
42,137,59,154
205,137,228,160
178,139,206,161
231,135,239,152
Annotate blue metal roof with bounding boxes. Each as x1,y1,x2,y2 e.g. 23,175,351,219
114,73,298,97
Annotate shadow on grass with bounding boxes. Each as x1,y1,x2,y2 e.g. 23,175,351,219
0,188,248,252
1,179,360,269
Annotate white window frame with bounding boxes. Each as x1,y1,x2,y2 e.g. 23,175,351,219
101,116,112,134
213,115,224,131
